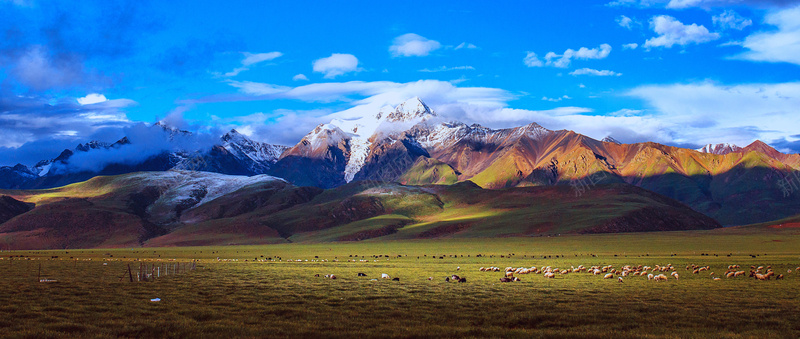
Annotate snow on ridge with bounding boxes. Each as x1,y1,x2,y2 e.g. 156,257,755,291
696,143,742,154
130,170,285,207
222,129,286,164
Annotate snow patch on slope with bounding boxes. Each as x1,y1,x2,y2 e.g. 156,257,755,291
128,171,285,208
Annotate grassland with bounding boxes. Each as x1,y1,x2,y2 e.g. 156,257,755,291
1,229,800,338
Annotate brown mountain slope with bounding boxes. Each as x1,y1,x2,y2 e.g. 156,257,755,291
0,196,34,224
0,172,721,249
273,113,798,226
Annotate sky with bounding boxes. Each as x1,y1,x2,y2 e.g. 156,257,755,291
2,0,800,166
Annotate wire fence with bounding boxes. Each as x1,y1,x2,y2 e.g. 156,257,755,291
0,257,198,285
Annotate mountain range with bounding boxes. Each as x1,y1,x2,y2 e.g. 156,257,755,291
1,97,799,228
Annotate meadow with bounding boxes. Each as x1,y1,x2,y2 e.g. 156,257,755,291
1,228,800,338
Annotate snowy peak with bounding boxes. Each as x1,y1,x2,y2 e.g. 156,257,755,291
697,143,742,155
76,140,111,152
221,129,246,144
154,121,192,138
300,124,350,150
602,136,622,145
385,97,436,123
221,129,287,165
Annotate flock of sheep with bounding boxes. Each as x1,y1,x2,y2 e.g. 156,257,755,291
478,263,800,283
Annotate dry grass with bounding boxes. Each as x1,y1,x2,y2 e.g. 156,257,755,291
1,235,799,338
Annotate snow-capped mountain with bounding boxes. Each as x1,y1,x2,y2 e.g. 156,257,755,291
696,143,742,155
334,96,436,182
0,124,289,189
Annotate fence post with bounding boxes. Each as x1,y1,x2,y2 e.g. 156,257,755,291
128,264,134,282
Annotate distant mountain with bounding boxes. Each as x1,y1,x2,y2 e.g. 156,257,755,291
0,172,720,249
273,97,800,226
0,124,288,189
697,143,742,155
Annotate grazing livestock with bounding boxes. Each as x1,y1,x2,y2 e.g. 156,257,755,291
357,273,367,277
603,273,614,279
381,273,391,279
647,274,654,281
777,274,784,280
458,277,467,283
500,277,512,282
618,277,623,283
512,277,521,282
505,271,514,278
543,272,555,279
392,277,400,281
713,277,721,281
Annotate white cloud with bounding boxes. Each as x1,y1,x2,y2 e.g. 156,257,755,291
609,0,794,9
242,52,283,66
606,0,639,6
221,78,675,147
579,83,586,88
569,68,623,76
609,109,645,117
542,95,572,102
523,52,544,67
644,15,720,48
221,76,800,152
623,43,639,50
292,74,309,81
666,0,702,8
738,5,800,65
389,33,442,57
77,93,108,105
228,81,292,96
223,51,283,77
419,66,476,72
0,95,135,150
543,44,612,68
713,10,752,30
455,42,478,50
312,53,361,79
627,81,800,146
617,15,634,29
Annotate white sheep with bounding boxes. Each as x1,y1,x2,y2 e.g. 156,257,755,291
381,273,390,279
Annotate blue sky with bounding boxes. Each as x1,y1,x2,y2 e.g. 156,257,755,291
2,0,800,166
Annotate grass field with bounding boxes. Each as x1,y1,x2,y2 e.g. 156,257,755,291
2,229,800,338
